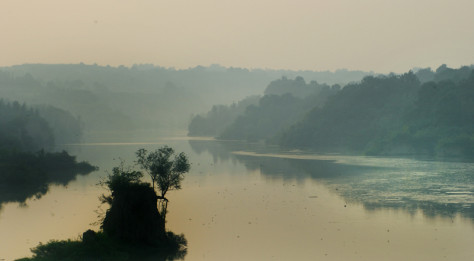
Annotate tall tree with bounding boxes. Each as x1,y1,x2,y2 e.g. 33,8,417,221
135,146,190,226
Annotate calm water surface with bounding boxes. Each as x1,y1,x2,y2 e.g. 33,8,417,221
0,132,473,260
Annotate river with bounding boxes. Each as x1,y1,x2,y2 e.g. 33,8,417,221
0,132,473,260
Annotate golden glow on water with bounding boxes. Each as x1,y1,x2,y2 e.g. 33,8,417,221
167,159,473,261
0,137,473,260
0,176,103,260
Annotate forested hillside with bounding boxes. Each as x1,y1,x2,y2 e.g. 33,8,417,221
280,65,474,158
1,64,370,132
279,72,420,151
0,100,54,151
188,96,260,137
0,99,95,208
190,64,474,159
188,76,340,141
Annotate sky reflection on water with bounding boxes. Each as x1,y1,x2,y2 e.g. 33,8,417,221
1,136,473,261
189,139,474,221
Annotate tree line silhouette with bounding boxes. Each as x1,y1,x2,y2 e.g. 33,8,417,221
0,99,95,211
190,65,474,159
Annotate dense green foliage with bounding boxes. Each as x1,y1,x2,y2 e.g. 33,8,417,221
369,72,474,156
279,66,474,158
280,72,420,151
190,64,474,158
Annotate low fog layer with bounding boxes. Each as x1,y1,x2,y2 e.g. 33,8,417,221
0,64,370,133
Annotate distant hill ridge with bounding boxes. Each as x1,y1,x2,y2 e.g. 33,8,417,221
189,64,474,159
0,63,373,132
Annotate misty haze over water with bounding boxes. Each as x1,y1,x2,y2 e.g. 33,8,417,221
2,1,474,260
1,63,473,261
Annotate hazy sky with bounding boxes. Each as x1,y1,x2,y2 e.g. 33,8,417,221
1,0,473,73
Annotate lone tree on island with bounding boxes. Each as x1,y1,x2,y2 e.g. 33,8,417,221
136,146,190,225
100,146,190,250
100,164,166,243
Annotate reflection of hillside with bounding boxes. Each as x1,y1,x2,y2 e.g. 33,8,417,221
0,182,49,207
237,155,382,180
189,140,234,164
0,151,97,211
189,140,267,164
363,200,474,220
189,139,474,221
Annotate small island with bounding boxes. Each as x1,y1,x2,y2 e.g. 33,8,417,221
16,146,189,261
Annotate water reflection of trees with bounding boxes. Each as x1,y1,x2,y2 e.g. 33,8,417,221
189,140,474,221
0,151,97,212
189,139,268,165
